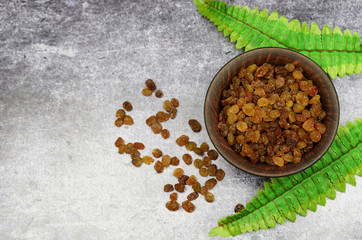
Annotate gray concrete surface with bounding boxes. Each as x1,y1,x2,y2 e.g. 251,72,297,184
0,0,361,239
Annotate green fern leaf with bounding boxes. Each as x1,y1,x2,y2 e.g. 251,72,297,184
194,0,362,79
209,119,362,237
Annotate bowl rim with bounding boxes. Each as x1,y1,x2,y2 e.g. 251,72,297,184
204,47,340,177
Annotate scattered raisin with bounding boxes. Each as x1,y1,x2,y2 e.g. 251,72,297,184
200,186,208,195
164,184,174,192
142,156,154,165
186,175,197,186
123,101,133,111
115,137,125,147
155,90,163,98
192,182,201,192
170,107,177,119
162,155,171,167
154,161,164,173
193,159,203,169
193,147,203,156
205,178,217,190
170,192,178,201
182,200,195,213
166,201,179,211
185,141,197,150
173,168,184,178
146,115,157,126
202,156,211,167
187,192,199,201
205,192,215,202
170,156,180,166
178,175,189,185
234,204,245,213
175,183,185,193
199,167,208,177
142,88,152,96
116,109,125,119
207,164,217,176
133,142,145,150
171,98,179,107
163,100,172,112
188,119,201,132
200,142,209,153
146,79,156,91
151,122,162,134
215,169,225,181
176,135,189,146
152,148,163,158
124,115,134,125
131,157,143,167
115,118,124,127
182,154,192,165
207,150,219,160
156,111,170,122
161,129,170,139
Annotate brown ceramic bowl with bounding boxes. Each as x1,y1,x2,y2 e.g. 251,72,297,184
204,48,339,177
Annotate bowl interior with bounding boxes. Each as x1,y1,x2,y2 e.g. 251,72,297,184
204,48,340,177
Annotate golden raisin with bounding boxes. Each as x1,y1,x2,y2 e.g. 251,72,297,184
207,150,219,160
163,100,172,112
155,89,163,98
115,137,125,147
124,116,133,125
116,109,126,119
164,184,174,192
170,157,180,166
186,175,197,186
309,130,322,142
188,119,201,132
315,123,326,134
176,135,189,146
154,161,164,173
170,192,178,201
194,159,203,169
171,98,179,107
151,122,162,134
302,118,315,132
142,88,152,96
146,115,156,126
200,186,208,195
272,156,284,167
182,154,192,165
199,167,208,177
162,155,171,167
115,118,124,127
182,200,195,213
192,182,201,192
156,111,170,122
166,201,179,211
187,192,199,201
215,169,225,181
142,156,154,165
152,148,163,158
161,129,170,139
205,192,215,202
174,183,185,193
236,121,248,132
133,142,145,150
145,79,156,91
207,164,217,176
173,168,184,178
205,178,217,190
200,142,209,153
185,141,197,150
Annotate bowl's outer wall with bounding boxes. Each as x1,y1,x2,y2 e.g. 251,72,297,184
205,48,339,177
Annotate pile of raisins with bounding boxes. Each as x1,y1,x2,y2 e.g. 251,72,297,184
142,78,164,98
218,63,326,167
115,101,134,127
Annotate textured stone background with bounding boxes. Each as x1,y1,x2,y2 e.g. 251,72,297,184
0,0,361,239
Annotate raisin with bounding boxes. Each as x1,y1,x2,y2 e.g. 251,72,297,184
182,154,192,165
200,142,209,153
257,97,270,107
171,98,179,107
205,192,215,202
146,115,157,126
174,183,185,193
170,157,180,166
125,143,134,154
205,178,217,190
187,119,202,132
155,90,163,98
185,141,197,150
123,101,133,111
187,192,199,201
234,204,245,213
284,63,295,73
178,175,189,185
193,159,203,169
176,135,189,146
215,169,225,181
145,79,156,91
182,200,195,213
151,122,162,134
161,129,170,139
207,150,219,160
207,164,217,176
302,118,315,132
118,145,127,154
170,192,178,201
156,111,170,122
199,167,208,177
186,175,197,186
115,137,125,147
123,115,133,125
202,156,211,167
200,186,208,195
152,148,163,158
309,130,322,142
163,100,172,112
272,156,284,167
308,86,318,97
142,88,152,96
130,150,141,160
315,123,326,134
154,161,164,173
131,157,143,167
192,182,201,192
166,201,179,211
161,155,171,167
164,184,174,192
115,118,124,127
133,142,145,150
116,109,126,119
242,103,256,116
193,148,203,156
292,70,304,80
142,156,154,165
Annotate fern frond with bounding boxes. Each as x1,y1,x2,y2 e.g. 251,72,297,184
209,119,362,237
195,0,362,79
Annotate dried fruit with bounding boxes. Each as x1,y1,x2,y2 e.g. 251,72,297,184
154,161,164,173
182,154,192,165
123,115,134,125
193,159,203,169
115,137,125,147
152,148,163,158
161,129,170,139
234,204,245,213
151,122,162,134
170,157,180,166
145,79,156,91
176,135,189,146
173,168,184,178
187,192,199,201
200,186,208,195
131,157,143,167
163,100,172,112
189,119,202,132
192,182,201,192
302,118,315,132
133,142,145,150
155,90,163,98
164,184,174,192
123,101,133,111
142,156,154,165
207,150,219,160
174,183,185,193
166,201,179,211
170,192,178,201
205,178,217,190
200,142,209,152
202,156,211,167
186,175,197,186
199,167,208,177
193,147,203,156
116,109,125,119
156,111,170,122
215,169,225,181
207,164,217,176
272,156,284,167
142,88,152,96
182,200,195,213
178,175,189,185
170,107,177,119
185,141,197,150
114,118,124,127
205,192,215,202
161,155,171,167
146,115,157,126
171,98,179,107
